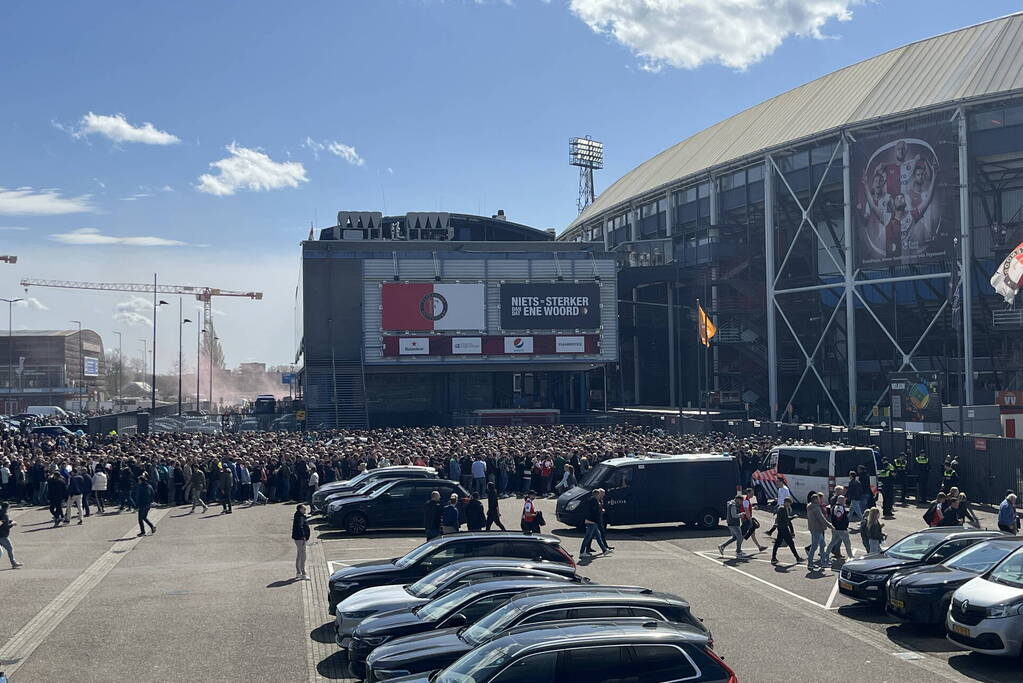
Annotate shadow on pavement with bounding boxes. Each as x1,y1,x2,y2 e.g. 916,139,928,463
310,621,336,644
885,624,959,653
835,604,895,624
266,578,300,588
946,652,1020,682
317,651,349,680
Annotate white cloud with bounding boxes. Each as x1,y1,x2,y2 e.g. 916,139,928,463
65,112,180,145
0,187,95,215
568,0,856,71
15,297,48,310
197,143,308,196
303,137,365,166
0,226,29,231
49,227,189,247
119,193,153,201
113,295,155,327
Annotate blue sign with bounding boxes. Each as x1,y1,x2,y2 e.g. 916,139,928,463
281,374,295,385
83,356,99,377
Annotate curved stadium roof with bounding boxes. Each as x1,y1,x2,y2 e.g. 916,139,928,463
564,12,1023,237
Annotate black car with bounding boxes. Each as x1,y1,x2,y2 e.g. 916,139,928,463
839,527,1004,604
382,620,735,683
352,577,578,679
325,479,469,534
312,466,438,513
327,532,574,614
887,537,1023,624
361,585,709,682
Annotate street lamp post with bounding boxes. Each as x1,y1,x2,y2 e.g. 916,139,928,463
197,325,202,412
113,330,123,407
70,320,83,411
178,298,192,415
210,335,219,413
151,273,168,412
140,338,148,402
2,298,23,412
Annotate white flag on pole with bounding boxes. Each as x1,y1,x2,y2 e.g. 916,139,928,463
991,241,1023,305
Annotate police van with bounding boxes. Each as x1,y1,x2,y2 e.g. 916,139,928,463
753,444,878,504
555,453,739,530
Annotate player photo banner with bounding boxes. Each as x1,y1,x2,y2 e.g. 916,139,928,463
382,283,485,331
852,123,957,268
500,283,601,330
890,372,942,424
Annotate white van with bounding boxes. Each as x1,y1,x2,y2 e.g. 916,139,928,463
753,445,878,504
26,405,68,417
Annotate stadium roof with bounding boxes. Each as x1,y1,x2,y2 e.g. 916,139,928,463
565,12,1023,235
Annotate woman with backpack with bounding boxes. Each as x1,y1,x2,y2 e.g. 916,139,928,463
861,507,885,554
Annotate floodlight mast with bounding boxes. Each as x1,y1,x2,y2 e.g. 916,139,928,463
569,136,604,214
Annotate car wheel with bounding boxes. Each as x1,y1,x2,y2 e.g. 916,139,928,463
696,508,719,530
345,512,368,535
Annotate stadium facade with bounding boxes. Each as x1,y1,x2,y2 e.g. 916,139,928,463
298,211,617,427
560,13,1023,427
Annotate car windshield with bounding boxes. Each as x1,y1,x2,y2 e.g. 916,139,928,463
414,584,481,621
885,533,946,560
363,480,396,497
408,566,464,598
436,644,516,683
346,470,373,487
579,464,610,489
987,551,1023,589
946,542,1017,573
462,603,523,645
395,540,444,568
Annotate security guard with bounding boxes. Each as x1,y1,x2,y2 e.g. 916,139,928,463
893,452,909,504
914,450,929,501
878,457,896,517
942,458,959,492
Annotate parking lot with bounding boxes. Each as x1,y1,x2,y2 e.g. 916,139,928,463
313,496,1023,683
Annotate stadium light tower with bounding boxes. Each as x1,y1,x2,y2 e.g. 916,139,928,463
569,136,604,214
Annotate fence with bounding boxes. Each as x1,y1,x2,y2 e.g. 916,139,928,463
678,415,1023,505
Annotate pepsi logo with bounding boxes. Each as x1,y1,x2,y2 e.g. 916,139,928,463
513,338,524,348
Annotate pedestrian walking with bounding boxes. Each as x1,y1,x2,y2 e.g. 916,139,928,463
423,490,442,540
769,498,802,564
776,480,792,508
485,481,506,531
520,491,540,533
307,468,319,505
441,493,461,535
959,492,980,528
47,471,67,527
135,473,157,537
806,492,833,570
845,471,864,522
740,488,767,551
825,495,853,560
219,462,234,514
189,467,209,513
998,492,1018,534
66,468,86,525
580,488,612,558
251,464,268,505
91,466,107,514
861,507,884,554
0,502,22,569
471,457,487,496
293,504,311,580
718,494,749,558
465,491,486,531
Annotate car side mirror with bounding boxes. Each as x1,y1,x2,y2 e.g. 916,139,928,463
447,613,468,627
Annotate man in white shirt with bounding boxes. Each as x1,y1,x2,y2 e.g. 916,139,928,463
776,481,792,508
471,457,487,496
308,469,319,505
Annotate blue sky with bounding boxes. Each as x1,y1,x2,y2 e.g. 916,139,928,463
0,0,1019,374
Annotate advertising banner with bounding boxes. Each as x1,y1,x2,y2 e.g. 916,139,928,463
504,336,534,353
852,123,956,268
382,283,484,331
83,356,99,376
500,283,600,330
398,338,430,355
555,336,585,353
890,372,942,423
451,337,482,354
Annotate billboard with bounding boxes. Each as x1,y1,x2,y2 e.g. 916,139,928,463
852,123,956,268
382,283,484,331
83,356,99,377
382,334,599,357
890,372,942,423
500,283,601,330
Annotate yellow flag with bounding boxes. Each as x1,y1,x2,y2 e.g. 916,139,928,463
698,304,716,347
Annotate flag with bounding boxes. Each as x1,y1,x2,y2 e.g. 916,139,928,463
698,303,716,347
991,241,1023,305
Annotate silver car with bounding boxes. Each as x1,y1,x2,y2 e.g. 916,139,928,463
947,546,1023,656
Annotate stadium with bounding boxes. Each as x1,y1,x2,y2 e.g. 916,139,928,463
559,12,1023,428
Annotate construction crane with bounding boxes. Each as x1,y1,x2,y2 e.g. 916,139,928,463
1,255,16,264
19,278,263,332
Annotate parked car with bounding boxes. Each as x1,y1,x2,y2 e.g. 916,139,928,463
839,527,1004,604
947,545,1023,656
335,558,586,648
29,425,76,437
379,619,734,683
325,479,470,535
312,466,439,513
327,533,574,615
321,477,429,511
887,537,1023,624
556,453,738,530
360,585,708,681
353,576,580,678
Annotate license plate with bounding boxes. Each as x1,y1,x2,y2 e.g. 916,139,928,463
952,624,970,637
889,598,904,609
839,580,853,590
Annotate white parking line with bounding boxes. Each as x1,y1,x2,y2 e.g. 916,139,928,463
693,550,832,610
825,579,841,609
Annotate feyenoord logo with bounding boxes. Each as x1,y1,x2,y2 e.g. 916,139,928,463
419,292,449,321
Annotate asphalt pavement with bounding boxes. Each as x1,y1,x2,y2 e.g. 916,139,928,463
2,494,1020,683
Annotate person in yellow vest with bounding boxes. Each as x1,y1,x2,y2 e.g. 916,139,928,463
878,458,896,517
914,451,929,501
893,452,909,504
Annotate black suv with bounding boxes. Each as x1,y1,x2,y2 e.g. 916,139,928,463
327,532,574,614
362,585,708,682
380,620,734,683
312,466,438,513
325,478,469,534
839,527,1004,604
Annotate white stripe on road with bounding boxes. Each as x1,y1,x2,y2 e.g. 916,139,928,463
0,508,169,676
693,551,831,610
825,579,841,609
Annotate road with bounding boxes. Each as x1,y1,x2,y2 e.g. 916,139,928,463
1,494,1018,683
